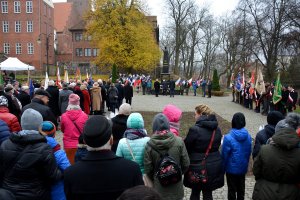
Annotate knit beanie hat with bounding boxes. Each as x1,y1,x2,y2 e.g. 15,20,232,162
232,112,246,129
39,121,56,137
4,84,14,93
21,108,43,131
83,116,112,148
69,94,80,106
267,111,284,126
127,113,144,129
119,103,131,116
275,119,289,132
0,96,8,107
162,104,182,123
152,113,170,132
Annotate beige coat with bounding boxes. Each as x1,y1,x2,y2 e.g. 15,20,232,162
90,86,102,111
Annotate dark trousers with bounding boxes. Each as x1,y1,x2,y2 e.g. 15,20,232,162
208,88,212,98
170,89,175,97
117,99,123,109
226,173,245,200
142,86,146,95
125,98,132,105
190,189,212,200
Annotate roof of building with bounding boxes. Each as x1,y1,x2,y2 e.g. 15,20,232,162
54,2,74,32
44,0,54,8
69,20,87,31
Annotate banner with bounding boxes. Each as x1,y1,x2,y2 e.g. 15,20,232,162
44,72,49,89
0,72,3,84
255,67,265,95
29,79,35,98
175,78,181,86
249,71,255,95
272,72,282,105
64,70,69,83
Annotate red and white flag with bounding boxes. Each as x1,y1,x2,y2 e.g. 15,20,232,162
56,66,62,89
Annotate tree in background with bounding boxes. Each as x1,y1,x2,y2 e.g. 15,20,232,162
212,69,220,91
85,0,161,72
112,64,118,83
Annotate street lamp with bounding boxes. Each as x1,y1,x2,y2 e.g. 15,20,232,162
37,33,57,74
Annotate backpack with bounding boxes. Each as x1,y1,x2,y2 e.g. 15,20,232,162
147,142,182,186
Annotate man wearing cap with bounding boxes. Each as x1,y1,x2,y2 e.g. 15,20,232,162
64,115,144,200
22,89,58,128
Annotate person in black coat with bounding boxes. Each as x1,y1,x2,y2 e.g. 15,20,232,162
115,81,124,109
154,79,160,97
0,109,62,200
16,86,31,107
252,111,284,159
46,81,60,117
184,104,224,200
169,78,176,97
22,89,58,128
99,80,107,113
64,116,143,200
111,103,131,152
123,81,133,105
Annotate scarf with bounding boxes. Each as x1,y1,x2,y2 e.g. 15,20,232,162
154,130,169,135
169,122,180,136
124,128,147,140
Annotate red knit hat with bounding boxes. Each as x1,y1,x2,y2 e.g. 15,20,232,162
69,94,80,106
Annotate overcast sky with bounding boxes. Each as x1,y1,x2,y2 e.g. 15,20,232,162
52,0,239,27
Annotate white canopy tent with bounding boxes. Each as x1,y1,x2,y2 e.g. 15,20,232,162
0,57,35,71
0,57,35,84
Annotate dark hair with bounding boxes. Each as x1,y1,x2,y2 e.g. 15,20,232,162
232,112,246,129
118,186,162,200
267,111,284,126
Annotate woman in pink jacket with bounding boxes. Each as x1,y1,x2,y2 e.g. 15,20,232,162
61,94,88,164
162,104,182,136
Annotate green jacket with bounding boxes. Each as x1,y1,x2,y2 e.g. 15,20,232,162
144,132,190,200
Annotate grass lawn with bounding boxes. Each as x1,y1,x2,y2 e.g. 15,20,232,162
295,106,300,114
138,111,231,138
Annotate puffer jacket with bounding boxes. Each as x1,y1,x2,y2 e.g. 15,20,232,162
0,120,10,145
46,137,70,200
61,110,88,149
116,137,150,174
184,115,224,190
253,124,275,159
144,132,190,200
162,105,182,136
252,127,300,200
222,127,252,175
0,131,62,200
0,107,21,133
59,89,73,115
111,114,129,152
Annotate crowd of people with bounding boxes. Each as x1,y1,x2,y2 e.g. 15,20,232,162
0,76,299,200
232,82,299,116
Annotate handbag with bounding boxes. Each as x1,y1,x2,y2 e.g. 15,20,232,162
184,129,216,185
125,139,153,187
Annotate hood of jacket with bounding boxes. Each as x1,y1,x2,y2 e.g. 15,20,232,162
264,124,275,138
149,132,176,150
195,115,218,130
64,109,85,121
272,127,300,150
10,131,46,145
112,114,128,126
230,128,249,142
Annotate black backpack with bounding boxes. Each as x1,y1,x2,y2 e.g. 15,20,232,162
147,142,182,186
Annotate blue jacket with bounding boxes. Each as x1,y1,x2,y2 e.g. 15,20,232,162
46,137,71,200
221,128,252,175
116,137,150,174
0,120,10,145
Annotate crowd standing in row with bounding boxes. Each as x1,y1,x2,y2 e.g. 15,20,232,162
0,77,299,200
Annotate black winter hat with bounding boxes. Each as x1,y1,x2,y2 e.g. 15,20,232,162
267,111,284,126
83,116,112,148
34,89,51,98
232,112,246,130
152,113,170,132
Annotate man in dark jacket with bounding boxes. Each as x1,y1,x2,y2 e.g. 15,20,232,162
46,80,60,117
252,111,284,159
16,85,31,107
115,81,124,109
0,109,62,200
64,115,143,200
154,79,160,97
22,89,58,128
59,83,73,115
169,78,175,97
123,81,133,105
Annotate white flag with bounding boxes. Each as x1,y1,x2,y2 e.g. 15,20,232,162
44,72,49,89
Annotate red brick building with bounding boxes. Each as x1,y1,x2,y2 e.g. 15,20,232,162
0,0,55,73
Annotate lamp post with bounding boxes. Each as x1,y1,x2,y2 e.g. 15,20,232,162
37,33,57,74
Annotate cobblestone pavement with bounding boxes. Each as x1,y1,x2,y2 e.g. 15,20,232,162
55,93,264,200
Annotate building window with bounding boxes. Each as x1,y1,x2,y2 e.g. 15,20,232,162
26,1,32,13
27,43,33,54
1,1,8,13
2,21,9,32
85,35,92,41
3,43,10,54
16,43,22,54
27,21,33,32
84,48,91,57
15,21,21,32
93,48,99,57
14,1,21,13
75,33,82,41
76,48,83,56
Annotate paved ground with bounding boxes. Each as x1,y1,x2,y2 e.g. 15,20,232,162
56,92,266,200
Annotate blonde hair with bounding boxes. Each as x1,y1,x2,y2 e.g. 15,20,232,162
195,104,214,115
